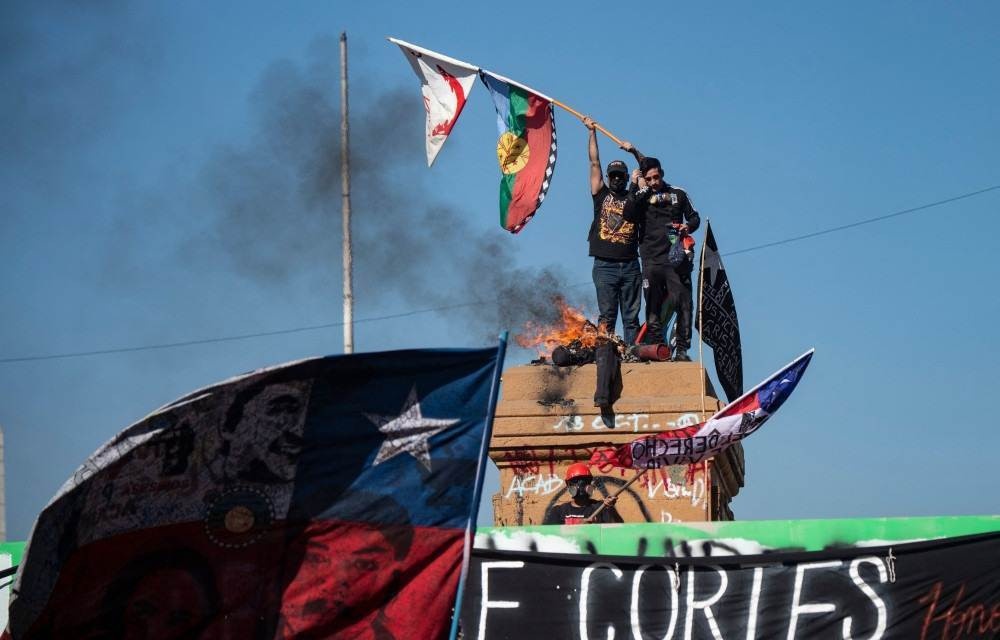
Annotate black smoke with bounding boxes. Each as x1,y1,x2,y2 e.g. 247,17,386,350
167,37,577,341
1,1,162,192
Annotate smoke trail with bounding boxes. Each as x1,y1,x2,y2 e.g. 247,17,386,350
181,38,578,339
0,2,162,188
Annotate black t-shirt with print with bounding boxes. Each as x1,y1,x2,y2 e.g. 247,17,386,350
632,184,700,264
589,186,639,260
543,498,624,525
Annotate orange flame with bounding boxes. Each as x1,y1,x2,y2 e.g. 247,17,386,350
515,297,611,357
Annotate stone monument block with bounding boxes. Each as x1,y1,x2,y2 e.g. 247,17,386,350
490,361,744,525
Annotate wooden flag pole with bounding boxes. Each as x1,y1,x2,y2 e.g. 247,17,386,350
548,97,626,147
389,40,627,147
583,467,650,523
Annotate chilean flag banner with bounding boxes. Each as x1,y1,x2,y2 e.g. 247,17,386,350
8,346,504,639
389,38,479,167
594,349,814,470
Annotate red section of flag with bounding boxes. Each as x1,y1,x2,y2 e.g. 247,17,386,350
721,392,760,416
278,522,463,639
505,95,554,234
23,522,281,638
22,520,463,639
429,65,467,138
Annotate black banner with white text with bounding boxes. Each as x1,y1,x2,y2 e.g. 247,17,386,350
461,533,999,640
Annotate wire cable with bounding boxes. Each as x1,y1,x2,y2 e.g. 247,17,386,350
723,183,1000,257
0,303,477,364
2,183,998,364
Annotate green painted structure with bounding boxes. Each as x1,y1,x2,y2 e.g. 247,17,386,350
0,542,22,568
475,515,1000,555
0,542,24,630
2,516,996,561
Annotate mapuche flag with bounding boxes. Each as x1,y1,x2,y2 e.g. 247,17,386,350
479,70,557,234
593,349,813,470
697,221,744,402
9,347,503,639
389,38,479,167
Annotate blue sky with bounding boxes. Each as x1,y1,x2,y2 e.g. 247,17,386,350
3,1,999,540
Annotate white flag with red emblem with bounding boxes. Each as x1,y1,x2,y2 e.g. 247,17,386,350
389,37,480,166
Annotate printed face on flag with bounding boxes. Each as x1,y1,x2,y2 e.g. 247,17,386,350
114,549,220,640
278,520,409,637
212,379,309,484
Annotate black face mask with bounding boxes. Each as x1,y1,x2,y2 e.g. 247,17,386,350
567,479,593,498
608,174,627,194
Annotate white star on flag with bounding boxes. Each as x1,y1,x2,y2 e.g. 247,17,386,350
365,386,459,471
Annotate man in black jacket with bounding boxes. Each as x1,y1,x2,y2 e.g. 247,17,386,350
630,156,700,361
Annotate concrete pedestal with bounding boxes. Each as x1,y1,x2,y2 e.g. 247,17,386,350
490,361,744,525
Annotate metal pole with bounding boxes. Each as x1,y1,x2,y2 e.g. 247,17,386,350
340,32,354,354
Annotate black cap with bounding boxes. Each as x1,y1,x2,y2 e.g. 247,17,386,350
640,157,662,173
606,160,628,176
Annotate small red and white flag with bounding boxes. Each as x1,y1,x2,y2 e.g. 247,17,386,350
389,37,479,166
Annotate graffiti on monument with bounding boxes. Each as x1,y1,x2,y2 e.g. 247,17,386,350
550,412,702,433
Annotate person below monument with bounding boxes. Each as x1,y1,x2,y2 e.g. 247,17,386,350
582,116,642,346
627,155,701,362
543,463,623,525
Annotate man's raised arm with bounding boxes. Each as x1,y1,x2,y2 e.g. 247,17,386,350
584,117,604,196
620,140,646,164
620,140,645,164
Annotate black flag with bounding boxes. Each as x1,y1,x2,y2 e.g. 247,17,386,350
697,222,743,402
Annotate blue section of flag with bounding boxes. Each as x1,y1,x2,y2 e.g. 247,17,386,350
757,350,813,414
289,347,498,529
480,71,512,135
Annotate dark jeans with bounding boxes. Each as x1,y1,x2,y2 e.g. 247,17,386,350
670,268,693,350
594,342,621,407
647,267,694,351
640,260,684,345
592,257,642,344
